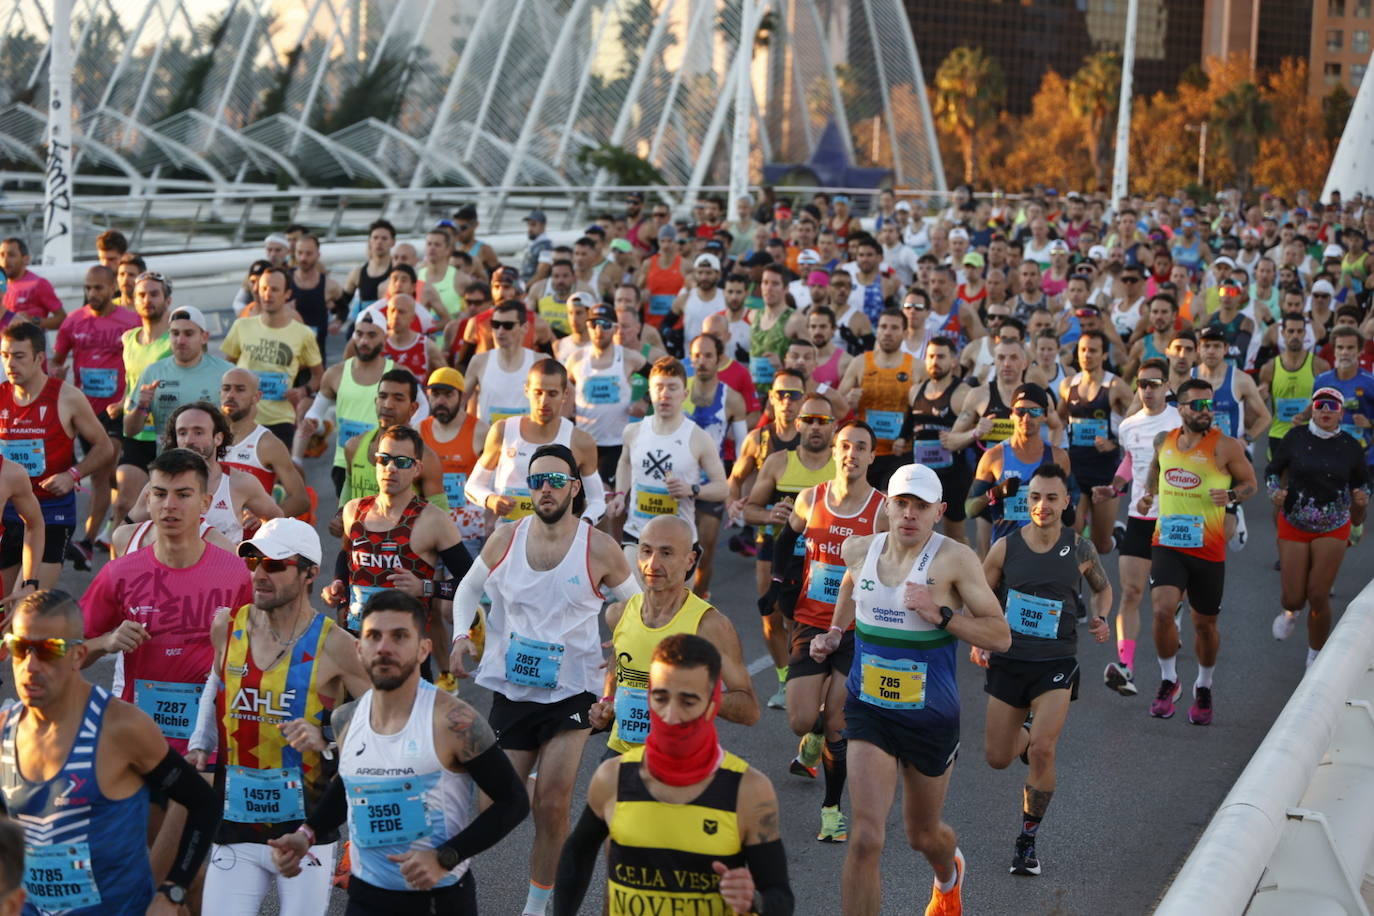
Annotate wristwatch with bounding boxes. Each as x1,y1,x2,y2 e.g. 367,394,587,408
157,883,187,905
691,483,701,497
936,606,955,629
435,844,462,871
20,579,38,590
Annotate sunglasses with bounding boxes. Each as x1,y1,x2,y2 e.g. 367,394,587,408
375,452,418,469
903,303,929,311
528,472,572,491
590,319,616,330
1137,378,1166,389
3,634,84,662
491,320,520,331
1012,406,1045,418
1312,399,1343,412
1313,293,1331,299
464,297,487,307
799,414,834,425
772,389,805,401
1185,398,1214,412
653,211,670,218
1122,276,1142,284
455,224,472,232
1220,287,1241,297
243,556,304,573
1074,308,1098,318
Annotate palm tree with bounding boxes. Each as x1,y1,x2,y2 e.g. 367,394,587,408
933,46,1004,185
1212,82,1275,196
1069,51,1121,190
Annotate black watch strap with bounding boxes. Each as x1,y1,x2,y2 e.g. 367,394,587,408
158,883,187,904
936,605,954,629
435,844,462,871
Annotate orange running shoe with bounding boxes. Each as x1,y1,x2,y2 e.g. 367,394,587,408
332,840,351,889
924,847,965,916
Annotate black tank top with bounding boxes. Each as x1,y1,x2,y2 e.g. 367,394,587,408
1066,372,1119,456
998,526,1080,661
293,272,328,329
979,378,1019,449
357,262,388,303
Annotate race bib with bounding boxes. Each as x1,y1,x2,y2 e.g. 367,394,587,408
1275,398,1306,423
749,356,776,386
982,417,1014,444
614,686,650,746
1006,589,1063,640
255,371,289,400
338,418,374,446
0,438,44,476
1214,411,1237,438
78,366,118,399
348,776,434,848
1159,514,1204,549
633,484,679,520
1069,416,1109,447
866,410,903,440
442,471,468,510
794,534,808,557
859,654,926,709
501,486,534,522
1003,483,1029,522
584,376,621,405
804,560,845,604
505,632,565,689
913,440,952,469
134,680,203,741
25,842,100,910
348,584,388,631
489,405,530,424
649,295,674,317
225,765,305,823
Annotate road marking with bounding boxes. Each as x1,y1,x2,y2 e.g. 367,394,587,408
748,655,774,675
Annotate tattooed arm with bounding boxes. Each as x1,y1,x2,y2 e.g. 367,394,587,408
726,769,794,916
1076,536,1113,643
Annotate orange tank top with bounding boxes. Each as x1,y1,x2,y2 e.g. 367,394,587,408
421,413,479,510
794,481,885,628
858,352,914,455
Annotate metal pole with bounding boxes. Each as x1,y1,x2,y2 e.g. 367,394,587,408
1198,122,1208,186
729,0,756,210
43,0,74,267
1110,0,1139,206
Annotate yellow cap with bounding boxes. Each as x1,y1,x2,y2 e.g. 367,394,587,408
426,366,465,391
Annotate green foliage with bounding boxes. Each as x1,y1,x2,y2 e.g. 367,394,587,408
1323,84,1354,148
313,52,410,134
1211,81,1275,195
575,143,665,187
933,46,1005,184
1069,51,1121,188
163,11,233,118
258,45,304,120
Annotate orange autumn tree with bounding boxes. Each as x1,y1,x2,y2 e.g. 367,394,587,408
1251,58,1331,198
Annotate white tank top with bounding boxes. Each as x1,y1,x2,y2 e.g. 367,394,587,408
492,417,574,523
571,346,629,446
204,468,243,544
339,682,476,891
625,414,701,540
476,517,606,701
222,425,274,491
721,311,752,361
476,348,537,425
123,519,215,555
682,287,721,342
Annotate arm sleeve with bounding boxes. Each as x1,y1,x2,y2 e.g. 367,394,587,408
453,556,492,635
143,749,221,887
580,469,606,524
435,744,530,863
303,774,348,837
304,392,335,423
1115,453,1133,481
730,420,750,451
743,839,794,915
464,462,498,508
771,524,801,573
187,669,221,755
333,549,350,586
437,541,473,581
551,805,609,916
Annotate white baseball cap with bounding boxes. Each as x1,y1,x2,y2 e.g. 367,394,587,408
1311,278,1336,295
948,227,970,241
694,253,721,272
169,305,209,332
1088,245,1109,260
1323,243,1345,260
1048,239,1071,254
888,464,943,503
798,248,821,265
238,517,322,566
1213,256,1236,269
568,291,599,309
265,233,290,248
895,201,913,212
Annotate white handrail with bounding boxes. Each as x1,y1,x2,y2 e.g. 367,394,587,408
1155,576,1374,914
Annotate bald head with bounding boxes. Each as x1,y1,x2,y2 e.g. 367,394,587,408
391,243,418,266
637,515,698,590
220,366,261,422
701,312,729,341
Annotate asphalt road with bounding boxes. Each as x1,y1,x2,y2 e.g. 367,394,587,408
16,305,1360,915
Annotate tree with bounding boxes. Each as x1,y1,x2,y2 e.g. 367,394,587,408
1211,80,1274,197
933,46,1004,185
1069,51,1121,190
1323,84,1354,152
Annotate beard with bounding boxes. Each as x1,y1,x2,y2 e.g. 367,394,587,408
369,656,417,691
356,343,384,363
431,404,457,424
534,494,572,524
1184,414,1212,433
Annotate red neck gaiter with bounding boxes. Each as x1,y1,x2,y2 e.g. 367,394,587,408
644,678,722,787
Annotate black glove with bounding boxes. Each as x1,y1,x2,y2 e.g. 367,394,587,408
996,476,1022,500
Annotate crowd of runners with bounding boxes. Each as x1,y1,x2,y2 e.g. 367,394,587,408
0,181,1369,914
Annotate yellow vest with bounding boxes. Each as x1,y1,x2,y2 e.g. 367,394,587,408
607,591,713,753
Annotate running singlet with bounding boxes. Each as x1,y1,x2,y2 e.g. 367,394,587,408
121,329,172,443
382,334,428,380
1269,353,1315,440
909,378,965,471
794,482,884,629
475,349,537,425
606,746,749,916
421,414,484,550
333,358,392,469
993,441,1054,543
1,687,154,915
1195,365,1242,439
644,255,684,327
1065,372,1120,454
848,533,959,728
339,683,477,891
759,451,835,542
346,496,435,631
1152,427,1229,562
996,527,1080,661
857,352,914,455
0,376,78,526
82,542,252,752
217,607,338,844
54,305,140,413
749,311,794,390
571,346,630,446
204,470,244,544
979,382,1017,449
490,417,574,523
625,416,701,540
607,591,713,752
536,294,571,337
687,381,728,457
1117,407,1180,520
223,425,276,492
475,517,606,702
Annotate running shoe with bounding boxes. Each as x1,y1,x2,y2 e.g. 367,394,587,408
817,805,848,843
1010,836,1041,876
1104,662,1138,696
1112,520,1126,553
924,847,965,916
436,672,459,695
1271,610,1297,641
1350,524,1364,547
1229,505,1248,551
332,841,351,889
1188,686,1213,726
767,686,787,710
790,732,822,778
66,538,94,572
1149,679,1182,718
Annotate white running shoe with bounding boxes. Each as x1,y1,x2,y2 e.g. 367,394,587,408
1272,610,1297,641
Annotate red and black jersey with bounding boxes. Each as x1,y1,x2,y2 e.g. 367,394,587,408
346,496,436,589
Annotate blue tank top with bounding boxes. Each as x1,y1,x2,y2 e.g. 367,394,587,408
688,381,728,456
993,440,1054,543
1,687,154,915
1171,237,1203,270
1142,333,1167,362
1061,314,1083,347
1194,366,1240,439
847,533,960,730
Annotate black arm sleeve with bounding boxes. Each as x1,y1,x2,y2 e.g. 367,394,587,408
435,743,529,862
743,839,794,915
333,548,349,585
771,523,800,571
304,774,348,837
143,749,221,887
551,804,609,916
438,541,473,581
899,408,917,443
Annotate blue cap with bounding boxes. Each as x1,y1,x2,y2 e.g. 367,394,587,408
1181,207,1196,216
434,218,456,229
524,209,547,223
